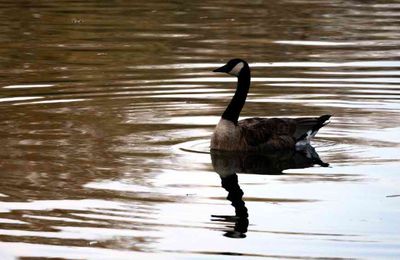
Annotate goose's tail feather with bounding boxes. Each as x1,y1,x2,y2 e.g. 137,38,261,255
295,114,331,148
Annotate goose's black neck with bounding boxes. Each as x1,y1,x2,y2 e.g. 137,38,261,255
222,66,250,124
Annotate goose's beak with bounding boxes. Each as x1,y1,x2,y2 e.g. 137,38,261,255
213,64,229,73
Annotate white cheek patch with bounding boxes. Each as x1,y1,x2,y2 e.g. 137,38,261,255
228,62,244,76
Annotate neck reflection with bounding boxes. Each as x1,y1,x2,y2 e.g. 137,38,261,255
211,171,249,238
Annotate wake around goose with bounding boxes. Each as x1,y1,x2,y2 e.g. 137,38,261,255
211,58,331,152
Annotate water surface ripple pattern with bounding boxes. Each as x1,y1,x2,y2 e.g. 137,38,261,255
0,1,400,259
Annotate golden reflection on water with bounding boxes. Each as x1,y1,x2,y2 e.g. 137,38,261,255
1,0,400,259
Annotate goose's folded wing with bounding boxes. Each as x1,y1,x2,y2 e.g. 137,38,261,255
238,118,296,146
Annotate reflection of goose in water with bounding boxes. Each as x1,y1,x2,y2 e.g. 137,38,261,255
211,58,331,152
212,144,328,176
210,145,328,238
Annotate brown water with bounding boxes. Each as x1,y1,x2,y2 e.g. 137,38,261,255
1,1,400,259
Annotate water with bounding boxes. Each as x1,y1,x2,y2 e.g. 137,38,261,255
1,1,400,259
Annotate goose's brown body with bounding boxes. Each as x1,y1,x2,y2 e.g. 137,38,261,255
211,116,330,151
211,59,331,152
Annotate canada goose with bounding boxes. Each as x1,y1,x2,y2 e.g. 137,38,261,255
211,58,331,152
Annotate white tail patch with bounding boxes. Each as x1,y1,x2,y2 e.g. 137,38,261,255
296,130,313,150
228,62,244,76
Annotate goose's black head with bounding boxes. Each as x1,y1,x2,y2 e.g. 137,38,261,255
213,59,249,77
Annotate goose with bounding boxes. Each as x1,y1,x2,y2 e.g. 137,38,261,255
211,58,331,152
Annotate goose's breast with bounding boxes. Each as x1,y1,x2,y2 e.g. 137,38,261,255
210,119,243,150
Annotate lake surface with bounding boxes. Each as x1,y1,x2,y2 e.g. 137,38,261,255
1,1,400,259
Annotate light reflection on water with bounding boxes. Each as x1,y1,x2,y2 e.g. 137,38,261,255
1,0,400,259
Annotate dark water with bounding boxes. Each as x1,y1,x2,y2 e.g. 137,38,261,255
1,1,400,259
